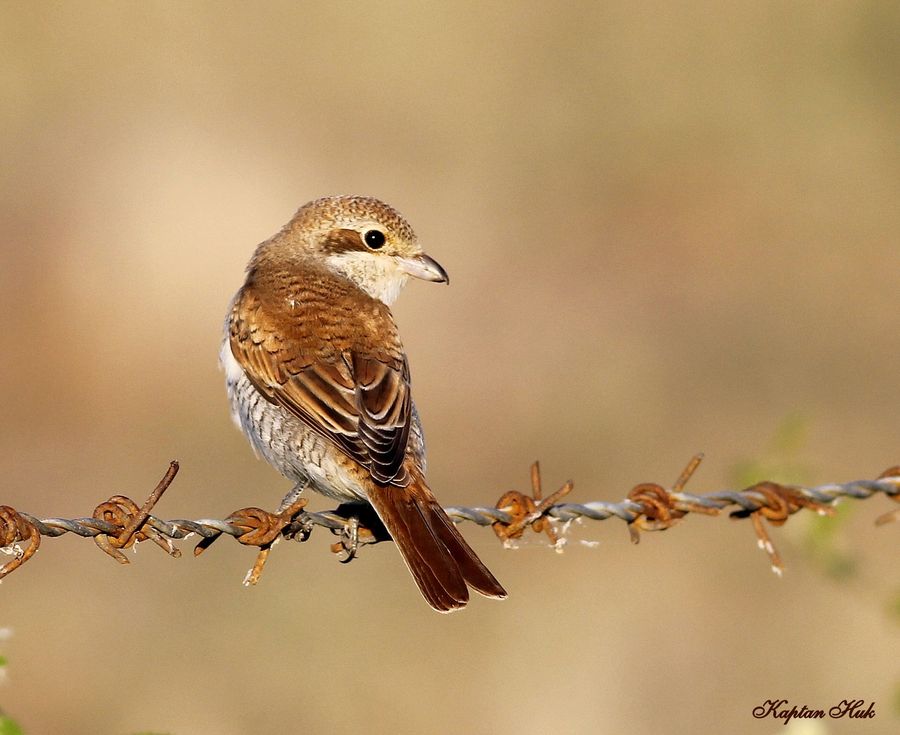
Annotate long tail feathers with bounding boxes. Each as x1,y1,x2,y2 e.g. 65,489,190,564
367,479,507,613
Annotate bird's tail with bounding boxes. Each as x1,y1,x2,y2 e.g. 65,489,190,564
367,473,507,612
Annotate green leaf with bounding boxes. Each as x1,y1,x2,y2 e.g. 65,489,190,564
0,714,24,735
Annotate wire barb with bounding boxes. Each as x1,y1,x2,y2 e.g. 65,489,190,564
874,466,900,527
0,505,41,580
492,461,573,545
0,457,897,584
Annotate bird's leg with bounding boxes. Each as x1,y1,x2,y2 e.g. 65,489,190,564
278,481,315,543
326,503,389,561
331,516,360,563
277,481,309,513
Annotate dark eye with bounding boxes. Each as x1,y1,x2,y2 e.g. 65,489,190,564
364,229,386,250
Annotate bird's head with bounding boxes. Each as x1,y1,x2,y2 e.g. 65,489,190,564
255,195,448,306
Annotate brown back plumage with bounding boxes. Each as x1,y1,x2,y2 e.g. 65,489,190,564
229,262,414,485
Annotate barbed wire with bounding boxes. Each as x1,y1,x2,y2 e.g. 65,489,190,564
0,455,897,585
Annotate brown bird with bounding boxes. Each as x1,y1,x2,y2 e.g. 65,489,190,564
221,195,507,612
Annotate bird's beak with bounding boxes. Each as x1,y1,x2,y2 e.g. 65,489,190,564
396,253,449,284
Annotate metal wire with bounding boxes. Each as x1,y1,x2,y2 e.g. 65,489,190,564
0,458,897,582
443,477,900,526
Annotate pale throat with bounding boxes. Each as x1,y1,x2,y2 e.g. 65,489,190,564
325,252,409,305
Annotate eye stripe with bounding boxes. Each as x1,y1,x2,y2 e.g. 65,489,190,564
321,228,369,254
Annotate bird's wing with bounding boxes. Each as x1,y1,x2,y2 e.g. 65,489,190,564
228,280,412,486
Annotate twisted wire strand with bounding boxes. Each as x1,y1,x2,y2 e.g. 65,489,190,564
442,477,900,526
14,511,359,543
0,460,897,582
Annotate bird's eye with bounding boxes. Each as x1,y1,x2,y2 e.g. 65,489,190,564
364,229,386,250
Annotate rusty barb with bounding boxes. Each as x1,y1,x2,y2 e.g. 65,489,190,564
492,462,574,546
0,456,897,584
487,454,895,573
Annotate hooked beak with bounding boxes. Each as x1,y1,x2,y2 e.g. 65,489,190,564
396,253,449,284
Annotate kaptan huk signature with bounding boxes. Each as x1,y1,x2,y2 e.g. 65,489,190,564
753,699,875,724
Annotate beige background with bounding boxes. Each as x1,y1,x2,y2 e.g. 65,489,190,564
1,2,898,734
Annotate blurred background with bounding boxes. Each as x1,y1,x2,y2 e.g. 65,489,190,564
1,2,898,733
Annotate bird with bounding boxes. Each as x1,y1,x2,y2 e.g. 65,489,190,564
221,195,507,612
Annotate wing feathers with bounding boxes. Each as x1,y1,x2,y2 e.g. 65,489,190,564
229,282,413,485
